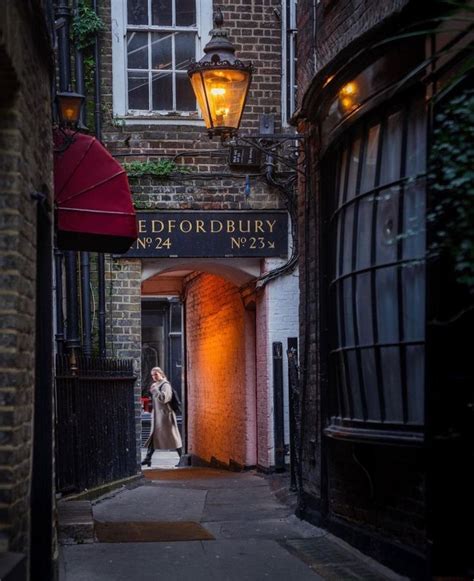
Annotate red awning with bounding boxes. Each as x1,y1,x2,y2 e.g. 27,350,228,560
54,130,138,253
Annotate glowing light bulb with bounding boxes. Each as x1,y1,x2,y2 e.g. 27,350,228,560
210,87,226,96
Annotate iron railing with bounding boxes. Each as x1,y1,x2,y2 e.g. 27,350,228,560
55,355,137,494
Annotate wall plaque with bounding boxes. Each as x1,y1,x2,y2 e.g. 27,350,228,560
123,211,288,258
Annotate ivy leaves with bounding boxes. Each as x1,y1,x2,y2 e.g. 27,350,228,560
429,89,474,292
122,160,187,178
72,2,104,51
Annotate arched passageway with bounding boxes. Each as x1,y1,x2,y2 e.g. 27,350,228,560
142,260,258,468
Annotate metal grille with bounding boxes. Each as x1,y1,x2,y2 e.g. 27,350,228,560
55,355,137,493
325,93,426,443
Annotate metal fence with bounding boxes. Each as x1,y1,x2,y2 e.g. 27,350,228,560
55,355,137,494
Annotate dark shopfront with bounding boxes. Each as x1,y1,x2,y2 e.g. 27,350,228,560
296,17,473,579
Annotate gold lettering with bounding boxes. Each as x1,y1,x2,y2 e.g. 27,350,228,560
138,220,147,233
137,237,147,249
211,220,223,233
227,220,235,233
180,220,192,233
266,219,276,233
168,220,176,232
231,237,241,249
255,220,264,233
196,220,206,233
151,220,164,233
238,220,251,233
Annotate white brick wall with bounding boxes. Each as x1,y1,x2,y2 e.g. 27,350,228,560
256,261,299,468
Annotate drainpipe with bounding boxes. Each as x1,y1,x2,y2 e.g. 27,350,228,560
91,0,107,357
56,0,81,368
73,0,93,357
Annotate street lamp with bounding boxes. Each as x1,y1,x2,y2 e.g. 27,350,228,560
187,9,253,140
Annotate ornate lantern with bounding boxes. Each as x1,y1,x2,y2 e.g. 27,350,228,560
187,9,253,140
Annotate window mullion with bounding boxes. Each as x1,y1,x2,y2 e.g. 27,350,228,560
148,31,152,111
172,0,176,110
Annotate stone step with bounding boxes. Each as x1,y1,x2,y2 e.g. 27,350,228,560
58,501,94,545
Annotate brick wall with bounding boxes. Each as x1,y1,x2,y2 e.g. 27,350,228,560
296,0,410,109
103,0,297,472
0,0,53,557
185,273,256,467
256,258,299,468
295,0,429,571
107,257,143,464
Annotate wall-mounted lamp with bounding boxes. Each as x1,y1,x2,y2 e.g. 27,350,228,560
54,90,85,154
56,90,85,127
187,9,253,140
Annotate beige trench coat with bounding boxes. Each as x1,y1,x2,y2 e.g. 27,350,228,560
145,379,182,450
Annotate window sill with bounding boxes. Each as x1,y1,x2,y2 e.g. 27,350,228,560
114,114,205,127
325,418,424,446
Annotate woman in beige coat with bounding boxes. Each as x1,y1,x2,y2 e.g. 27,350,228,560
141,367,182,467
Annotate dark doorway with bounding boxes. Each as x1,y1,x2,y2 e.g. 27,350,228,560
141,298,183,436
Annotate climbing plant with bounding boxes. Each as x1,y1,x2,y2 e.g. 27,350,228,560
123,160,188,178
428,89,474,293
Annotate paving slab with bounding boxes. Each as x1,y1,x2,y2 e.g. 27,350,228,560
93,486,207,523
60,539,323,581
204,515,326,540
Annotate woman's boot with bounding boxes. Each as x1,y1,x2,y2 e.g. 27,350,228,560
141,447,154,467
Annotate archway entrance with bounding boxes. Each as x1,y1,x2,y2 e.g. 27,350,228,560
141,259,259,469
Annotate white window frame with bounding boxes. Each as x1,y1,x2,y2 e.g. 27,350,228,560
281,0,297,126
111,0,212,123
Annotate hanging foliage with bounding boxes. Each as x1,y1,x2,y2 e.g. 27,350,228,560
72,2,104,50
428,89,474,293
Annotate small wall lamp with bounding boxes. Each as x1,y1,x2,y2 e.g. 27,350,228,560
56,90,85,127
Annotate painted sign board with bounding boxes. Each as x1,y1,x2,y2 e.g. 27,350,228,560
123,211,288,258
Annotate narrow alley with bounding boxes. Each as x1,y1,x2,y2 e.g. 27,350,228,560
58,461,405,581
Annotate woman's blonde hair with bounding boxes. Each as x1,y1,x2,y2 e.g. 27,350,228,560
151,366,167,380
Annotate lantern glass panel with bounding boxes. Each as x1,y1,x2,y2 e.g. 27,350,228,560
58,95,83,125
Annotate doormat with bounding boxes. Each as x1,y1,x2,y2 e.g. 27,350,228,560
94,520,215,543
144,468,232,481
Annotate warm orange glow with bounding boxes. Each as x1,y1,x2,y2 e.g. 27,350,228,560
186,274,251,466
338,81,359,113
57,94,83,125
189,68,251,134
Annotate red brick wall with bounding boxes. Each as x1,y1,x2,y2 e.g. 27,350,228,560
185,273,256,467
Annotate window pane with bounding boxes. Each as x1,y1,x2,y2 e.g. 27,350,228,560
376,187,399,265
380,347,403,422
406,97,426,176
128,0,148,24
403,182,425,260
338,352,351,419
151,0,172,25
151,32,172,69
380,110,403,185
360,348,381,421
376,266,399,343
337,147,348,207
355,273,373,345
128,71,149,109
361,124,380,193
176,73,196,110
355,195,373,270
127,32,149,69
343,278,354,347
342,203,354,275
346,137,361,200
170,303,182,332
346,350,363,419
175,32,195,70
152,72,172,110
406,346,424,424
402,263,425,342
176,0,196,26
